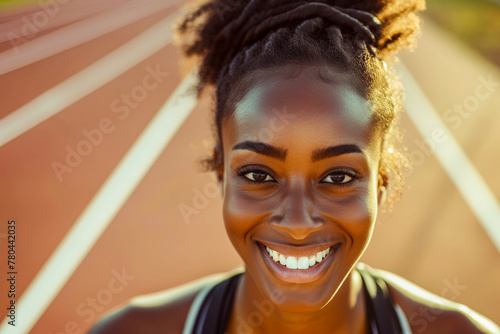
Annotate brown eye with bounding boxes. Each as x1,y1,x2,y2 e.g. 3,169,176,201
321,171,356,184
244,172,274,182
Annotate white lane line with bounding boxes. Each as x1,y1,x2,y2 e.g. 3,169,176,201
0,10,180,148
0,69,199,334
0,0,131,44
0,0,184,75
397,62,500,254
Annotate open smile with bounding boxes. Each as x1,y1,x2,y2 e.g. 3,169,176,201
257,241,341,284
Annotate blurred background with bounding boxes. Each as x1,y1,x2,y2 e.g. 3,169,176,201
0,0,499,333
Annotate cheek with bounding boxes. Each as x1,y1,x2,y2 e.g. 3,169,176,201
318,184,378,250
222,186,265,253
345,195,377,253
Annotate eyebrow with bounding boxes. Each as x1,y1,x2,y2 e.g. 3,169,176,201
311,144,363,162
232,141,362,162
232,141,287,161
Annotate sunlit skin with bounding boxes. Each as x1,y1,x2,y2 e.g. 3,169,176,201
219,64,386,334
88,65,500,334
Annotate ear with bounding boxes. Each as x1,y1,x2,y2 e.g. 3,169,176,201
213,146,224,197
377,173,387,208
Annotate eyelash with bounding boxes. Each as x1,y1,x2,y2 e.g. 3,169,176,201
236,165,276,184
319,168,360,189
235,165,360,187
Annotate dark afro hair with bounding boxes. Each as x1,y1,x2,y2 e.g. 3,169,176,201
175,0,426,210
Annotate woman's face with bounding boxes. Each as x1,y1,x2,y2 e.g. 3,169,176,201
219,66,384,312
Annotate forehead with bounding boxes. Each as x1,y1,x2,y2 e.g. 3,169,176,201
222,67,379,155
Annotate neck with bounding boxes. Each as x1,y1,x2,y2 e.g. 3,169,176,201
227,268,368,334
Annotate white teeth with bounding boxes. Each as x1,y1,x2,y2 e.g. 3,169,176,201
266,246,272,256
315,252,322,262
298,257,309,269
264,245,333,270
286,256,298,269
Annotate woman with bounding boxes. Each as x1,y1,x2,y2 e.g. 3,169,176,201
90,0,500,333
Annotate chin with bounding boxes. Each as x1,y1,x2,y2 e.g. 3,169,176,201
246,250,354,314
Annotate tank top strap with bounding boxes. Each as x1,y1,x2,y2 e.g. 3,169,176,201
356,262,412,334
183,272,242,334
183,264,412,334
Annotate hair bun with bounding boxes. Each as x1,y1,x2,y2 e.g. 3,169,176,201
176,0,425,90
235,3,382,58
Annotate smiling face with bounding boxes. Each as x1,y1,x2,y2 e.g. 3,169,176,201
219,65,384,312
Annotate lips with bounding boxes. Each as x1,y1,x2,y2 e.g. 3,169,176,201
257,241,341,284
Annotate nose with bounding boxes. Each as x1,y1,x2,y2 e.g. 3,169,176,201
270,181,324,240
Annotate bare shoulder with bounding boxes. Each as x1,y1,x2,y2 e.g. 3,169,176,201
88,267,244,334
87,288,197,334
376,269,500,334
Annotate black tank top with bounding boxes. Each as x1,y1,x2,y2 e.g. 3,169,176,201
185,263,411,334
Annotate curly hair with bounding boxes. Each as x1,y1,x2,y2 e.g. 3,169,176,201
175,0,425,209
